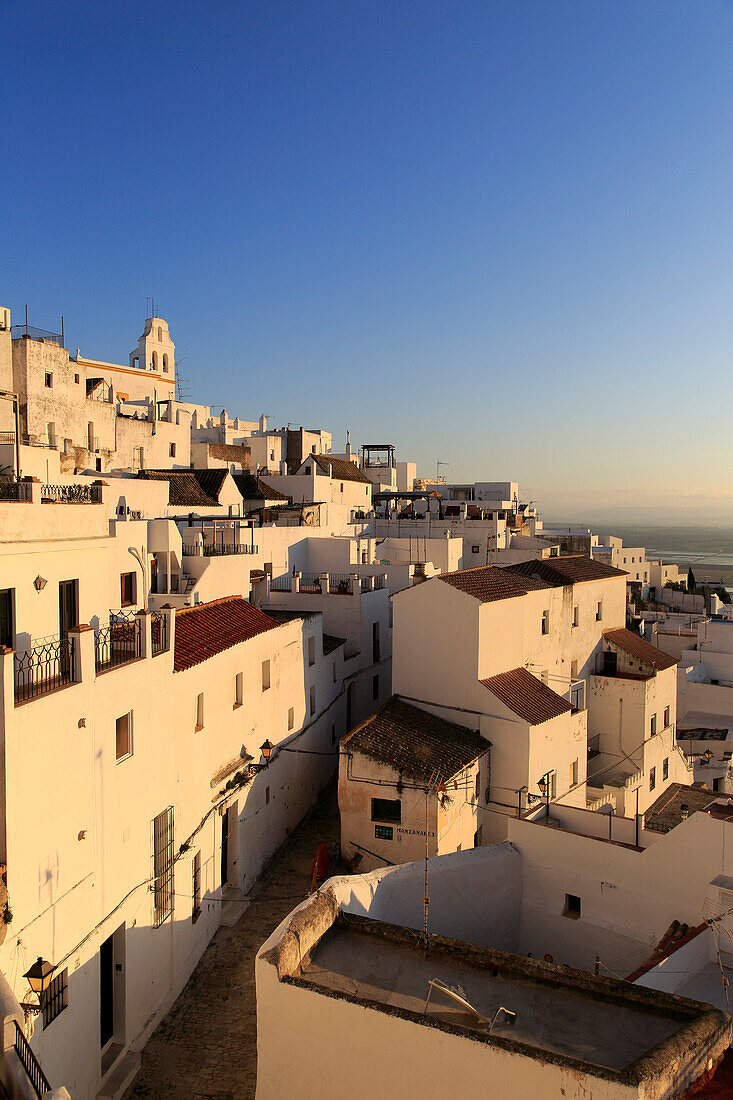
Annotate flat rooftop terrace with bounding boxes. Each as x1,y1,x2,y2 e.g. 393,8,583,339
300,917,706,1074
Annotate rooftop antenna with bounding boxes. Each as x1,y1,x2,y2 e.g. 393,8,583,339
423,770,444,957
175,356,191,402
436,460,449,483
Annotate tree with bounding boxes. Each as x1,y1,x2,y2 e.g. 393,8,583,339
687,567,697,593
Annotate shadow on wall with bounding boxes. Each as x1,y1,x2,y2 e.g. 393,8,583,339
333,842,521,953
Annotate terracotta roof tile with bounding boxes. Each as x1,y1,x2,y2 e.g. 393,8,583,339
342,696,489,783
481,667,573,725
310,454,372,484
136,470,219,507
233,473,289,501
174,596,280,671
438,565,550,603
604,628,678,671
507,556,627,586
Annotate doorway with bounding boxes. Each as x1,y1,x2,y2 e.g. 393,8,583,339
100,925,126,1070
221,807,232,888
58,579,78,639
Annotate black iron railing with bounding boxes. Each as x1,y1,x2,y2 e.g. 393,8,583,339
14,634,75,703
329,573,352,594
11,323,63,347
13,1020,50,1098
270,575,293,592
182,542,259,557
299,573,322,593
373,575,386,590
41,483,102,504
0,480,31,503
95,614,141,672
0,431,15,445
151,611,167,656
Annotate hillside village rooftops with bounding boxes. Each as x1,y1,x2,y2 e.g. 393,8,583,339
342,696,489,783
507,555,627,586
604,627,678,672
310,454,372,484
438,565,550,603
644,782,722,833
174,595,280,671
481,667,573,725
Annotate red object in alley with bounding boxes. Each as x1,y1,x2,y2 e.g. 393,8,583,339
310,843,329,891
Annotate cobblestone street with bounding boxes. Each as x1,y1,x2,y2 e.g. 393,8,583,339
126,779,340,1099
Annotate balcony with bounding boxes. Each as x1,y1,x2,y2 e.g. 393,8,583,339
182,542,259,557
40,482,103,504
95,613,142,673
14,633,75,703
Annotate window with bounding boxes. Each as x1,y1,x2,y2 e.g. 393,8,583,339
288,706,294,730
308,636,315,667
169,443,176,458
162,354,168,373
44,372,53,388
663,757,669,781
331,724,336,745
265,786,270,805
372,674,379,701
42,968,68,1028
262,660,270,691
152,351,158,370
270,450,275,461
192,851,201,922
563,894,581,920
120,571,136,607
340,483,344,493
74,372,80,384
541,610,549,635
664,705,670,728
371,797,401,824
234,672,243,708
195,692,204,731
0,588,14,649
312,444,317,453
372,621,380,663
649,767,656,791
153,807,174,926
116,712,133,761
572,606,579,628
333,662,337,683
596,601,603,621
471,544,480,554
310,685,316,716
650,713,657,738
157,326,162,341
571,759,579,787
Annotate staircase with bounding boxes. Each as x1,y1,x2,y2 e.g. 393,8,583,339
220,885,250,928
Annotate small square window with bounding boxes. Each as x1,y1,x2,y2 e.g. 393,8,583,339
309,685,316,716
42,968,68,1027
563,894,581,920
371,797,401,824
74,373,80,384
44,372,53,388
662,757,669,781
288,706,294,730
116,712,133,761
471,544,480,554
649,766,656,791
262,660,270,691
195,692,204,731
234,672,243,708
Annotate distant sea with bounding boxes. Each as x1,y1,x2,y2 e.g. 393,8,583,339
551,523,733,586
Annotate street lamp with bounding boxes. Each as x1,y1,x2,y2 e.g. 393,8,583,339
537,771,553,811
21,957,54,1017
260,740,274,766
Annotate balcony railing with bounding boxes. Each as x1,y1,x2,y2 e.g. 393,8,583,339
13,1019,51,1098
151,611,167,656
270,575,293,592
41,483,103,504
95,614,142,672
0,479,32,502
182,542,259,557
328,574,352,594
11,323,63,347
14,633,75,703
0,431,15,445
299,573,323,593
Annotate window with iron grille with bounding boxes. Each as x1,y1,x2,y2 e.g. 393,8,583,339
192,851,201,923
42,968,68,1028
153,807,174,927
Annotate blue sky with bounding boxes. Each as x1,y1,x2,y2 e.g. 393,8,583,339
2,1,732,517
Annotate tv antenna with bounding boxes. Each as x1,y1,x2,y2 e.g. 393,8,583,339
436,460,449,483
175,356,190,402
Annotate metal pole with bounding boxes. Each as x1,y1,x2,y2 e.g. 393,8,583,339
61,315,64,348
635,786,639,847
424,785,430,958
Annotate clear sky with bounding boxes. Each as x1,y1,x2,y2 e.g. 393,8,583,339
2,1,732,519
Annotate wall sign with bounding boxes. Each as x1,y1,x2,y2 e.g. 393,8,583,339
375,825,393,840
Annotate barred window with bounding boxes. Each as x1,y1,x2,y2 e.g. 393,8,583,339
192,851,201,923
153,807,174,927
42,968,68,1028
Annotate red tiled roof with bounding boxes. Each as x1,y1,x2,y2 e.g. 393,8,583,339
507,556,627,586
174,596,280,671
343,696,489,783
604,628,678,671
438,565,549,603
310,454,372,484
481,667,573,725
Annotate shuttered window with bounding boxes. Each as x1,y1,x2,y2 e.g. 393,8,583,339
153,807,174,927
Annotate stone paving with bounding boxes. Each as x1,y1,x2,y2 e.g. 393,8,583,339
126,779,341,1100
